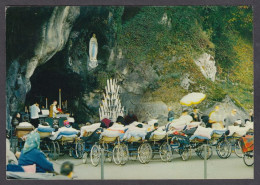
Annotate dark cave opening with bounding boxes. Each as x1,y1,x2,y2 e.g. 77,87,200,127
25,51,84,112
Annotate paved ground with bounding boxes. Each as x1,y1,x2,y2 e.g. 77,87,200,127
50,151,254,180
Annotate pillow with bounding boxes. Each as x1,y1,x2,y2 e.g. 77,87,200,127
18,122,33,127
193,126,213,139
22,164,36,173
37,127,55,133
59,130,78,136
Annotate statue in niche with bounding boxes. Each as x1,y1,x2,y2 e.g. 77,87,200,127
88,33,98,69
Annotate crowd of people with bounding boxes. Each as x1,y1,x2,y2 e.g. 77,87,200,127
6,103,253,179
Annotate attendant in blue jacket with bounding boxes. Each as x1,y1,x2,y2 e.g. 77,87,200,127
18,131,54,173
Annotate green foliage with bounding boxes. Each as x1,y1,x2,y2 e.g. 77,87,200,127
115,6,253,109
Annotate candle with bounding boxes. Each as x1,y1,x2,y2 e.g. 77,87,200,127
59,89,61,109
107,79,110,93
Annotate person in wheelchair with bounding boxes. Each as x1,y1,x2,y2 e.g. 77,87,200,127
18,131,54,173
145,123,159,140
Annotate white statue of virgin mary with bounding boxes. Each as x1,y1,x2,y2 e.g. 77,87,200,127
89,33,98,69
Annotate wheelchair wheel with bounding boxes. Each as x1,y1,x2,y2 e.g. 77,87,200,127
197,145,212,160
55,141,61,156
112,145,121,165
159,142,173,162
119,144,129,165
216,140,231,159
234,141,243,158
82,152,88,164
243,151,254,166
75,142,84,159
179,147,191,161
138,143,152,164
103,143,112,163
49,141,58,160
90,144,101,166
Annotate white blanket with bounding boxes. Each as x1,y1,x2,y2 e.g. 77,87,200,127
123,127,147,140
228,126,248,136
17,122,33,127
80,123,101,137
50,127,79,140
186,122,201,129
245,121,254,130
193,126,213,139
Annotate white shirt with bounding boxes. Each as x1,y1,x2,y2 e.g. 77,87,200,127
30,104,40,119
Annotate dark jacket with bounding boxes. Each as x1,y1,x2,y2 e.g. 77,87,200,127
190,113,201,122
124,115,138,125
18,148,54,173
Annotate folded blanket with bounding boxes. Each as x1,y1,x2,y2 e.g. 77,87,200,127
148,119,158,126
192,126,213,139
212,129,227,135
245,121,254,130
17,122,33,127
228,126,248,136
190,135,210,141
101,129,124,138
186,122,201,129
37,126,54,133
80,123,101,137
123,127,147,141
50,127,79,140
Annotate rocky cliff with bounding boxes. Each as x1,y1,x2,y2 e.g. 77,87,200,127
6,6,253,126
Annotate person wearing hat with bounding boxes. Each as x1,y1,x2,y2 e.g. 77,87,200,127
209,106,224,129
225,109,241,127
190,107,201,122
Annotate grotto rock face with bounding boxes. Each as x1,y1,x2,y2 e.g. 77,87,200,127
6,6,80,125
194,53,217,82
203,95,249,124
25,6,80,79
135,101,168,125
6,7,250,126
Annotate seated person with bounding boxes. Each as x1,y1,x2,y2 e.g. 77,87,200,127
51,120,79,140
18,131,54,173
190,107,201,122
209,106,224,129
100,118,111,128
116,116,126,125
145,123,159,140
124,109,138,125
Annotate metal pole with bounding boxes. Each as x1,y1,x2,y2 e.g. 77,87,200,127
101,148,104,180
204,143,207,179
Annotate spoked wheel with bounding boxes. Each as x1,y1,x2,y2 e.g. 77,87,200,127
119,144,129,165
90,144,101,167
82,152,88,164
216,140,232,159
75,142,84,159
103,143,112,163
69,148,73,157
113,145,120,165
49,141,58,160
179,146,191,161
138,143,152,164
159,142,173,162
196,145,213,160
55,141,61,156
243,151,254,166
234,141,243,158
